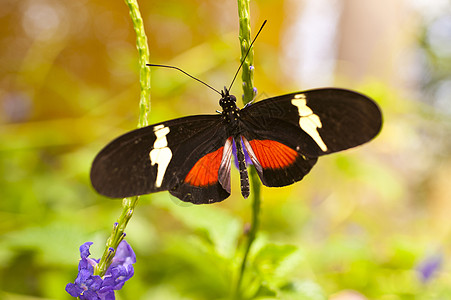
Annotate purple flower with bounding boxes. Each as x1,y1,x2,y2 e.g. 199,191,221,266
232,137,253,169
66,241,136,299
417,253,442,283
253,87,258,96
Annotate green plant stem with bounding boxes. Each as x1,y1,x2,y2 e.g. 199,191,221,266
94,0,150,277
125,0,151,128
235,168,261,297
94,197,139,276
234,0,262,297
237,0,255,105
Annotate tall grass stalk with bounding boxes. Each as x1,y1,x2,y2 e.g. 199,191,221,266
94,0,150,277
234,0,262,297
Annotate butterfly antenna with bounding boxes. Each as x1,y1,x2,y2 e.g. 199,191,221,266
146,64,222,95
228,20,267,92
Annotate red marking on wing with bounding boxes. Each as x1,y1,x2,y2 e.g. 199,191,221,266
185,147,224,186
248,140,297,169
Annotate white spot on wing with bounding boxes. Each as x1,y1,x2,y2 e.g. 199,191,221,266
291,94,328,151
149,124,172,188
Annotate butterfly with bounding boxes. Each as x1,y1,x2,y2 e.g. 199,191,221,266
90,86,382,204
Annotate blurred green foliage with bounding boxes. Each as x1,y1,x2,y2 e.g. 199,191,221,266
1,0,451,299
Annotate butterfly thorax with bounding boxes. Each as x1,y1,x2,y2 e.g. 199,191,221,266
219,88,241,136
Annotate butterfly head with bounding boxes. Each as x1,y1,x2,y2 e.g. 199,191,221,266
219,87,237,108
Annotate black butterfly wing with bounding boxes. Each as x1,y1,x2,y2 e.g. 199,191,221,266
239,88,382,187
90,115,233,204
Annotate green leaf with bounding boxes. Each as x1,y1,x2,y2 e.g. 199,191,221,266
253,243,304,289
152,196,242,258
252,280,326,300
277,280,326,300
1,222,103,266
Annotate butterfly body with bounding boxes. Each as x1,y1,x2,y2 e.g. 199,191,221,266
91,88,382,204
